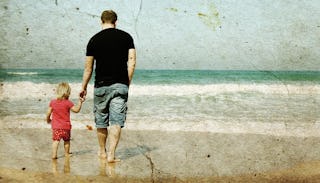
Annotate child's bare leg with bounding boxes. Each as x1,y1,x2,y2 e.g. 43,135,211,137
52,140,60,159
64,140,71,157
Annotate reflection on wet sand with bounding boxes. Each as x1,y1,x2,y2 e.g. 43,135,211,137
99,158,116,177
1,129,320,182
64,156,70,174
52,156,117,178
51,156,70,175
51,159,58,175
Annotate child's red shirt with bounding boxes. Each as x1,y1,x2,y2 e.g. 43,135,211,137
49,99,74,130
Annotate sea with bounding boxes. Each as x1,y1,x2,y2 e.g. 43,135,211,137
1,69,319,136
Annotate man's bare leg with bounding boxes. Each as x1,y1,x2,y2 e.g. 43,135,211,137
97,128,108,158
107,125,121,163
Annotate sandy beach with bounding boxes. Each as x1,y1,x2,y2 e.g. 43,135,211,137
1,77,319,182
1,128,320,182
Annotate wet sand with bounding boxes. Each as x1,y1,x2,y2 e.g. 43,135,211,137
1,128,320,182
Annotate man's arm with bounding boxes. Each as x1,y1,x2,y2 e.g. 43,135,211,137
80,56,94,99
128,48,136,85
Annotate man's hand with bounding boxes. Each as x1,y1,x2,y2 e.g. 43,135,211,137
79,90,87,100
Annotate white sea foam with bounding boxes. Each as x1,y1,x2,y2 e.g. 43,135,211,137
1,81,319,137
1,115,320,137
7,72,38,75
0,82,319,100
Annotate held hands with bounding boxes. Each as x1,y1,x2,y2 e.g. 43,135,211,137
79,90,87,101
79,89,86,103
79,96,85,103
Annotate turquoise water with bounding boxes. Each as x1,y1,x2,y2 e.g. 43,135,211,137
0,69,319,84
1,69,319,127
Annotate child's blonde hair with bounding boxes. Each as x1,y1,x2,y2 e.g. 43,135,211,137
56,82,71,99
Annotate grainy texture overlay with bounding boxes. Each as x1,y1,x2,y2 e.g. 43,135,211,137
0,0,320,182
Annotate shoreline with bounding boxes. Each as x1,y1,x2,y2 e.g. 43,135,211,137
1,128,320,182
1,117,320,137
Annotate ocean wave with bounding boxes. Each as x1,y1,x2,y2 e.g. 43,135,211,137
130,84,320,96
7,72,38,75
0,82,319,100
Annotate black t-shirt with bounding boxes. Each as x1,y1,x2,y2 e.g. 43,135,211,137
86,28,135,87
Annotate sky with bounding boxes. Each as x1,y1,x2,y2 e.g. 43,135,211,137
0,0,319,70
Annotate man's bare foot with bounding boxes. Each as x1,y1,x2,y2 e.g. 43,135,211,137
107,151,120,163
107,157,121,163
65,152,72,157
98,149,107,159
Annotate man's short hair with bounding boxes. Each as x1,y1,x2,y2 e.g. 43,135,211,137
101,10,117,24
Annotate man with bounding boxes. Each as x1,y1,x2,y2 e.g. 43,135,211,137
80,10,136,163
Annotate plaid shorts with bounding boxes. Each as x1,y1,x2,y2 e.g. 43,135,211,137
52,129,71,141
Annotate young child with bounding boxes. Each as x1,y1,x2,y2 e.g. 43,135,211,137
46,82,84,159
